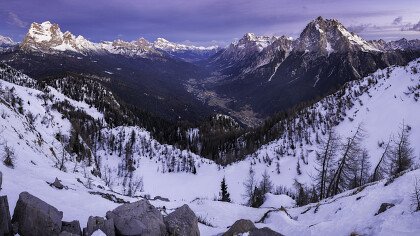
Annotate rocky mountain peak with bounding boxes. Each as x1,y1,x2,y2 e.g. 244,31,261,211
0,35,16,47
295,17,380,54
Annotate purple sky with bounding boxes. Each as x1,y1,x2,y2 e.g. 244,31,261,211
1,0,419,46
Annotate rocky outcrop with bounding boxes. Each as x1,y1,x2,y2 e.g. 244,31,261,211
83,216,115,236
0,195,13,236
223,219,283,236
106,199,167,236
51,177,65,189
375,203,395,215
249,227,283,236
223,219,256,236
164,204,199,236
61,220,82,236
12,191,63,236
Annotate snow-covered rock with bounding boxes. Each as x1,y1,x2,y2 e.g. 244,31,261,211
260,194,296,208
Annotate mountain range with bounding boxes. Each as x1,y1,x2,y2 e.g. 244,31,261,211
1,17,419,127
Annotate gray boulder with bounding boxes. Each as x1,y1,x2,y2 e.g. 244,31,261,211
106,199,167,236
12,191,63,236
223,219,256,236
249,227,284,236
83,216,115,236
0,195,13,236
61,220,82,235
164,204,199,236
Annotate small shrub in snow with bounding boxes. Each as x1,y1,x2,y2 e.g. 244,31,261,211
411,177,420,212
2,144,15,168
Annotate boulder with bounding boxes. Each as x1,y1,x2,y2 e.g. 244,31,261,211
375,203,395,215
223,219,256,236
106,199,167,236
51,177,64,189
0,195,13,236
83,216,115,236
249,227,284,236
61,220,82,235
12,191,63,236
164,204,199,236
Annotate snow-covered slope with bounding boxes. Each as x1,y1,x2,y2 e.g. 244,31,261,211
246,58,420,190
0,59,419,235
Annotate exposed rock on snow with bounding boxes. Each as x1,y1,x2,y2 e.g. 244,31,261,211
375,203,395,215
0,196,13,235
164,204,200,236
249,227,284,236
105,199,167,236
83,216,115,236
153,196,170,202
223,219,256,236
51,177,65,190
61,220,82,236
12,191,63,236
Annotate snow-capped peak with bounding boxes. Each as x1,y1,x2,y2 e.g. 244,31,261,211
295,17,380,53
0,35,16,46
153,37,218,52
19,21,217,60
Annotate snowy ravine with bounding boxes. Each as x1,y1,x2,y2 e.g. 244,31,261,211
0,58,419,235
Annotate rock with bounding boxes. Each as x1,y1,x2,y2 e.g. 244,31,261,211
83,216,115,236
375,203,395,215
164,204,199,236
249,227,284,236
106,199,167,236
223,219,256,236
0,171,2,190
61,220,82,235
61,232,81,236
12,191,63,236
51,177,64,189
153,196,170,202
0,196,13,236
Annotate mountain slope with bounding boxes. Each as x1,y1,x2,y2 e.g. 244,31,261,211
1,21,216,122
0,57,419,236
200,17,420,125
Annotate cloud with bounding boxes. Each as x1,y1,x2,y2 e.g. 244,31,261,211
392,16,403,25
409,21,420,31
401,21,420,31
347,24,371,33
7,12,27,28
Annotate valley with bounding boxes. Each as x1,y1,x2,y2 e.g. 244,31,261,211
0,11,419,236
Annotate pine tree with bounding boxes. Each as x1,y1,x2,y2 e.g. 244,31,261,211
327,124,365,197
219,176,231,202
314,128,339,199
389,123,414,176
259,169,273,195
243,166,256,206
